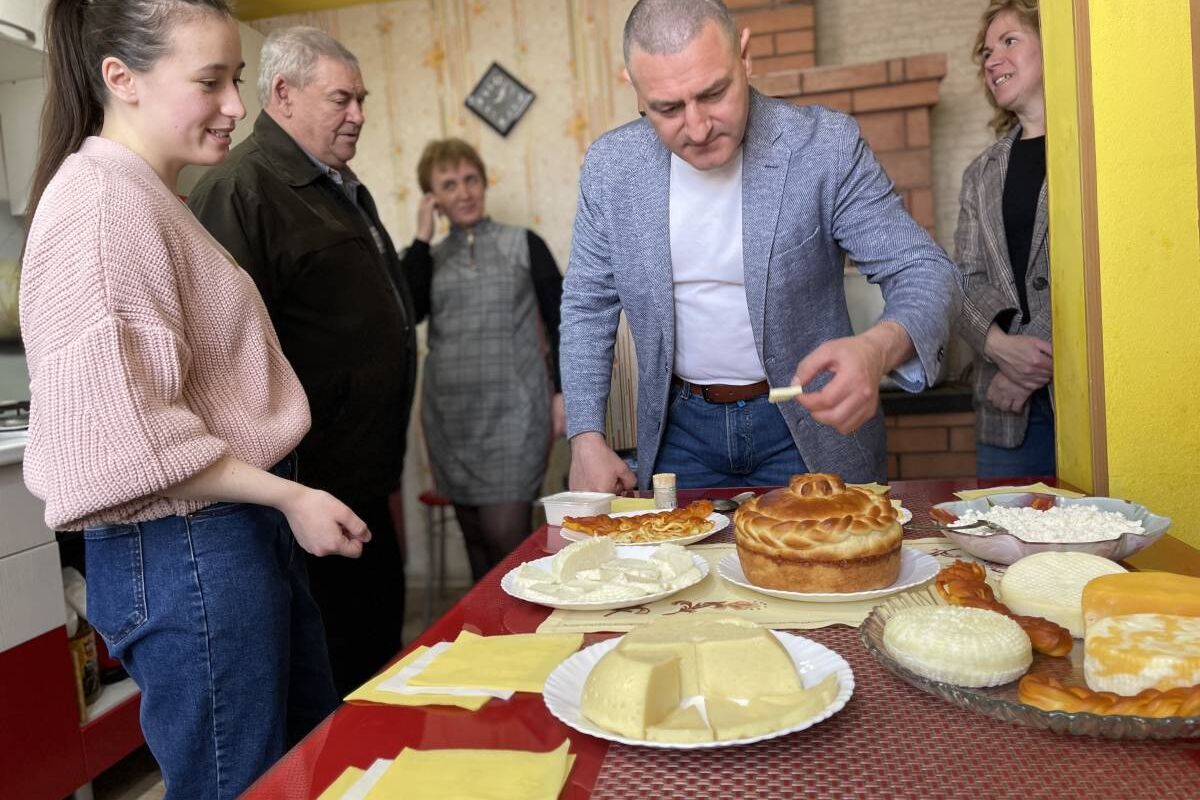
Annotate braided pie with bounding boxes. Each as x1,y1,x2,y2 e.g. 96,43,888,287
733,474,901,592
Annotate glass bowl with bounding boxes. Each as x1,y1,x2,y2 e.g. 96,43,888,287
930,493,1170,565
860,590,1200,739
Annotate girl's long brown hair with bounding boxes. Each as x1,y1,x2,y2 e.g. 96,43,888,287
28,0,232,219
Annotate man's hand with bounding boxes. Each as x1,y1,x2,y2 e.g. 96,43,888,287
415,193,438,243
792,322,911,435
984,325,1052,390
569,432,636,493
280,486,372,558
986,370,1034,414
550,393,566,439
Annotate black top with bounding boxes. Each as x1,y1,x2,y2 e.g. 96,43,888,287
401,231,563,391
1002,135,1045,324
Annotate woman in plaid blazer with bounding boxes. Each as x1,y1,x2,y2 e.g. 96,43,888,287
954,0,1054,478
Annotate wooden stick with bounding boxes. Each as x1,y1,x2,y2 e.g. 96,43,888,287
767,385,804,404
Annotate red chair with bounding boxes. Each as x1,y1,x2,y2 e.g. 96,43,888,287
418,490,453,627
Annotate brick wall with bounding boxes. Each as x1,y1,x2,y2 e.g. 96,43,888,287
751,54,946,237
886,411,977,479
730,0,817,72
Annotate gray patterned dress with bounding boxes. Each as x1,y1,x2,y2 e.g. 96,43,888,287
421,218,552,504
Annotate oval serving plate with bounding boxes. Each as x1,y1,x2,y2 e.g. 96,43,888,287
930,494,1170,565
500,546,709,611
559,509,729,547
717,546,939,604
544,630,855,749
861,589,1199,739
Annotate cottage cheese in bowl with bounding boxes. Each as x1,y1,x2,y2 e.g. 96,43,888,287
930,494,1170,565
952,504,1145,543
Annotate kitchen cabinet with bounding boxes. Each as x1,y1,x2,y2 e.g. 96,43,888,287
0,1,47,47
0,76,42,214
0,432,146,799
0,1,46,83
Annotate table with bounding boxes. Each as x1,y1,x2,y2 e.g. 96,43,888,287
242,479,1200,799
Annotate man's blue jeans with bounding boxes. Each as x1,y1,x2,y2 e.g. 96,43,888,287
653,383,808,489
83,462,338,799
976,387,1057,479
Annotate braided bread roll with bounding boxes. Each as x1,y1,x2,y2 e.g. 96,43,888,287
1019,674,1200,717
733,474,901,592
935,560,1074,657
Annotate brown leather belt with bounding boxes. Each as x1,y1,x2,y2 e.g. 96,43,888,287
672,377,770,404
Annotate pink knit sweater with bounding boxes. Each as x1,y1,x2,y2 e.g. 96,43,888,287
20,137,310,529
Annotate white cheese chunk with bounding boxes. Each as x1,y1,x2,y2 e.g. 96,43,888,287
999,551,1127,637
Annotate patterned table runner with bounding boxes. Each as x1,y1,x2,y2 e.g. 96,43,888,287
536,537,995,634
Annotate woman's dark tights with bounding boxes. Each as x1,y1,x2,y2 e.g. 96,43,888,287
452,501,533,582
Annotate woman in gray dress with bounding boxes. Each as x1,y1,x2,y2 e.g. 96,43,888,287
403,139,564,580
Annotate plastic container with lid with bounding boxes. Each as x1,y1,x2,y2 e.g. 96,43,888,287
538,491,615,526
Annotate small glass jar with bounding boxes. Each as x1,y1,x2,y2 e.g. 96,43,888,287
652,472,677,509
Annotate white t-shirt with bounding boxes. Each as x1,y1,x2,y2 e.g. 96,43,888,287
669,149,766,384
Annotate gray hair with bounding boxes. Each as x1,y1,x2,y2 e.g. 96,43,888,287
257,25,360,107
622,0,737,67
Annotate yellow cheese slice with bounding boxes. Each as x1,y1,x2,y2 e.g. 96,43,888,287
1082,571,1200,632
999,551,1127,637
1084,613,1200,695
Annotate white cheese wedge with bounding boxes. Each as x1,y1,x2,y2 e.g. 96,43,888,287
645,704,713,743
581,650,681,739
551,537,615,581
999,551,1127,637
883,605,1032,688
1084,613,1200,695
651,545,696,579
512,564,555,589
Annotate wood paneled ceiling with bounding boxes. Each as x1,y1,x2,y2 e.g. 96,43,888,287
236,1,388,21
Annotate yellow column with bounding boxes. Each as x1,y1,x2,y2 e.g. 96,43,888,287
1043,0,1200,549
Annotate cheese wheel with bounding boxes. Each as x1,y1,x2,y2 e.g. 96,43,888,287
1082,571,1200,632
884,606,1032,687
999,551,1127,637
1084,613,1200,695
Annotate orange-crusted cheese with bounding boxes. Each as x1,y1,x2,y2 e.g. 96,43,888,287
1084,613,1200,695
1082,572,1200,632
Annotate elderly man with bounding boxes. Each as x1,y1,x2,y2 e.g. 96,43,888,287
189,27,426,694
562,0,961,492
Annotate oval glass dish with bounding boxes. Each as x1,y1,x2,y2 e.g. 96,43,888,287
861,590,1200,739
930,494,1170,565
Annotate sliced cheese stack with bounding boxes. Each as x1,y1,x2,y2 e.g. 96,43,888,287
1081,571,1200,632
999,551,1127,637
1084,613,1200,695
581,615,834,741
883,605,1032,687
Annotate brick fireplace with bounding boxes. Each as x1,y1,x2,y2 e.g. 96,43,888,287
734,0,974,478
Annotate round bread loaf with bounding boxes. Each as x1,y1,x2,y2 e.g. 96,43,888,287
733,473,901,592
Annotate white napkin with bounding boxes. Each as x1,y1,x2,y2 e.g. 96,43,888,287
340,759,392,800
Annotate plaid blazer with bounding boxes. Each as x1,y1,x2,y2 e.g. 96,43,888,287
953,128,1051,448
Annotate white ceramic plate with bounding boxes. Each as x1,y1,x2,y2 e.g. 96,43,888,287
716,546,939,603
500,546,710,611
559,510,729,546
543,631,854,749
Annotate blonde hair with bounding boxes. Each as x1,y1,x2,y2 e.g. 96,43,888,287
417,138,488,193
974,0,1040,136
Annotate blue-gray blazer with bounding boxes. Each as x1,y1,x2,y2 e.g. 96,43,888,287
560,90,961,487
